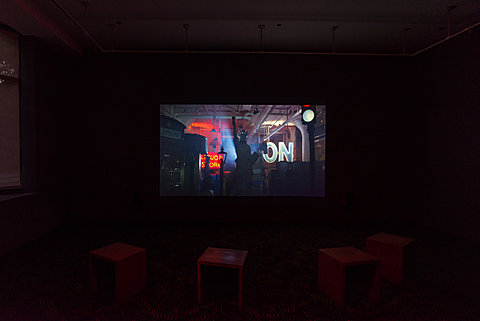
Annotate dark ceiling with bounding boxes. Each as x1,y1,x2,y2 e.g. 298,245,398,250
1,0,479,55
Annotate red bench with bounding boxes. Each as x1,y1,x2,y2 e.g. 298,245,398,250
197,247,248,309
366,232,415,284
318,246,380,306
90,242,146,303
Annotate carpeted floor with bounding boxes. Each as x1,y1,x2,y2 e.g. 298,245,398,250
0,222,479,321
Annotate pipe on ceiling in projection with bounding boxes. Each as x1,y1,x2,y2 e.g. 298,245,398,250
251,105,274,135
263,110,301,141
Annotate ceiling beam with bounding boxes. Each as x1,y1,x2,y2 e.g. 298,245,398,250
251,105,274,134
177,115,251,120
106,49,410,56
11,0,84,55
49,0,104,52
74,16,454,25
202,104,217,129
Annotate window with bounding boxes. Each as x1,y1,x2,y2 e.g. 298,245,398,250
0,28,20,189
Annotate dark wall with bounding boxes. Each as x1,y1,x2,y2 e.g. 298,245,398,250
0,37,69,256
65,53,419,223
3,27,478,255
416,27,480,241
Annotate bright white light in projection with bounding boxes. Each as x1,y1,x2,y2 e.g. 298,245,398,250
263,142,277,163
263,142,294,163
278,142,294,162
302,109,315,123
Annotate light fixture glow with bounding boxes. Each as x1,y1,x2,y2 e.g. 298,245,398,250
302,109,315,123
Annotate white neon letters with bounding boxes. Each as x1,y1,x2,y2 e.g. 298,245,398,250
263,142,294,163
278,142,294,162
263,142,277,163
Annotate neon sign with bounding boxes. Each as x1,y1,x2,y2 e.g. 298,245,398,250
263,142,294,163
201,152,225,170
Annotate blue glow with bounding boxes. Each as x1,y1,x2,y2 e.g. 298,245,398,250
221,129,237,171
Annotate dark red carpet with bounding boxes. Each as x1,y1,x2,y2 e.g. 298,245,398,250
0,222,479,320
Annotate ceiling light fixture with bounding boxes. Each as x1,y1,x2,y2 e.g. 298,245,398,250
332,26,339,53
403,28,411,55
183,24,190,51
107,21,121,50
258,24,266,52
447,5,457,38
80,0,90,16
447,5,457,37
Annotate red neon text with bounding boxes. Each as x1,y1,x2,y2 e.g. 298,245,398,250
201,153,225,170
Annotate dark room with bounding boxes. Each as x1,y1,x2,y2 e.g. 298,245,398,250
1,1,480,320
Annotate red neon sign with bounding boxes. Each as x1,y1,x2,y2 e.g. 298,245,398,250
201,152,224,170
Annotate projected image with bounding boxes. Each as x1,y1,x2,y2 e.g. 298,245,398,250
160,105,325,196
